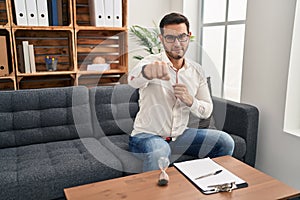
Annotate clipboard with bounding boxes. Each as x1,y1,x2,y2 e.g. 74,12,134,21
173,158,248,194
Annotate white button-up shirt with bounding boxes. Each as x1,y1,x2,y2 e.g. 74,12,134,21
128,52,213,140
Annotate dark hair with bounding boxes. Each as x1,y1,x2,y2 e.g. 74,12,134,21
159,12,190,35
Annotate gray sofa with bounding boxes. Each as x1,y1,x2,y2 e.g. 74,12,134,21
0,84,259,200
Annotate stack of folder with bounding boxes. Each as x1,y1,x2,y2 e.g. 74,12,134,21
13,0,67,26
21,41,36,73
89,0,123,27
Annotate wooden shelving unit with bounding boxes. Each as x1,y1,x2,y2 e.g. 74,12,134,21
0,0,128,90
73,0,128,87
0,0,16,90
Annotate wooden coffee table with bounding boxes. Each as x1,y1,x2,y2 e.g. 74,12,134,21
64,156,300,200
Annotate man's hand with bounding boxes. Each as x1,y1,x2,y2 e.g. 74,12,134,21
142,61,170,80
173,83,193,107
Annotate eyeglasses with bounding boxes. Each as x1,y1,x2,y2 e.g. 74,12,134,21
163,33,190,43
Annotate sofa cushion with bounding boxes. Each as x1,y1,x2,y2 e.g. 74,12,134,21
99,135,143,174
90,84,139,138
0,138,123,200
230,134,247,161
0,86,94,148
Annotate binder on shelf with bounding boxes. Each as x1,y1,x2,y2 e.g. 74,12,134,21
113,0,122,27
104,0,114,27
13,0,28,26
174,158,248,194
22,41,31,73
57,0,63,26
36,0,49,26
51,0,59,26
25,0,39,26
0,36,9,76
28,45,36,73
89,0,105,27
47,0,52,25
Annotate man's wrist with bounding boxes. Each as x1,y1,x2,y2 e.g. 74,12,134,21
141,65,151,80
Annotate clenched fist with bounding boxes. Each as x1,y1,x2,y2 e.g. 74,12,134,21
173,83,193,107
142,61,170,80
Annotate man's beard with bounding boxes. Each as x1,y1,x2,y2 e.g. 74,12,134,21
165,50,185,60
165,48,186,60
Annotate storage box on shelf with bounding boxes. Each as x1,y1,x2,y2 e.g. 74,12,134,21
13,29,75,74
74,0,128,86
75,29,128,85
12,28,75,89
17,74,75,89
11,27,76,89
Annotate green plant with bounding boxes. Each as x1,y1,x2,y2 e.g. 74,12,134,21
129,25,163,60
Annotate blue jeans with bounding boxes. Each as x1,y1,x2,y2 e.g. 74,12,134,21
129,128,235,172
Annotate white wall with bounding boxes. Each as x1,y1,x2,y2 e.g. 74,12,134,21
128,0,172,70
242,0,300,190
284,0,300,136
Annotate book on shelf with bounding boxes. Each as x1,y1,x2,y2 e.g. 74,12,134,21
21,42,36,73
17,44,25,73
22,41,31,73
28,44,36,73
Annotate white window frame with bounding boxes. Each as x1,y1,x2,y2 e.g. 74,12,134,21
199,0,247,101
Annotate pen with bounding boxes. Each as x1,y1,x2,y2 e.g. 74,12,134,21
195,169,223,180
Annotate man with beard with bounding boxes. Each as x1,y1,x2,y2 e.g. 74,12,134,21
128,12,235,172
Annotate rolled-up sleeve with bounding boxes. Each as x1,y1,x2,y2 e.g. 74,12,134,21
127,59,153,89
189,81,213,119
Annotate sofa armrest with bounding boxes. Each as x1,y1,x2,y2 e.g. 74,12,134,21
212,96,259,167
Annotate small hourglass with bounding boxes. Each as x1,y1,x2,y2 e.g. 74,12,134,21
157,157,170,186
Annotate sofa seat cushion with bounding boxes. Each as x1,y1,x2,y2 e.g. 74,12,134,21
0,138,123,200
99,135,143,174
100,133,246,174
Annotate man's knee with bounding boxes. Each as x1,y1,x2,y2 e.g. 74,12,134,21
218,131,235,155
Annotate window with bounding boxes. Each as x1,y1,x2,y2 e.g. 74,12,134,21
284,0,300,137
199,0,247,102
